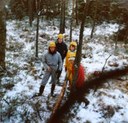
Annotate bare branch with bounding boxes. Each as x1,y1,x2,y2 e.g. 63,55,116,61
102,55,112,73
3,99,10,106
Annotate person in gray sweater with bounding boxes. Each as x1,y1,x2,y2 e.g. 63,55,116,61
38,41,62,96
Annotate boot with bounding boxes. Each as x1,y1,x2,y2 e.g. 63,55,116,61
38,85,45,96
51,84,55,96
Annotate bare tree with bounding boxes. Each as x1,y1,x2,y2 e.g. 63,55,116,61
60,0,66,33
75,0,79,25
28,0,34,27
69,0,75,42
90,0,98,39
35,0,41,58
0,0,6,69
72,0,90,91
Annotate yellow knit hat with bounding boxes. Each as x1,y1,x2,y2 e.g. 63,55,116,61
49,41,56,47
70,41,77,47
58,34,64,39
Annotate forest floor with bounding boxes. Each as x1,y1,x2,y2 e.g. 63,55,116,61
1,18,128,123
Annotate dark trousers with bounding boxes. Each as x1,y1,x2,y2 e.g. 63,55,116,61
57,70,62,80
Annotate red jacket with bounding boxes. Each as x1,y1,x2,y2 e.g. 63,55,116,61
72,64,85,88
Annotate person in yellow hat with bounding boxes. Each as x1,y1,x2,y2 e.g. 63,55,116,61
65,42,85,89
49,41,56,47
67,54,85,90
37,41,62,96
56,34,68,83
65,41,77,71
66,54,76,88
65,41,77,88
58,34,64,39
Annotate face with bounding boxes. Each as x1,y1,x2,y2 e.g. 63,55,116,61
49,47,56,52
58,38,63,43
70,45,75,51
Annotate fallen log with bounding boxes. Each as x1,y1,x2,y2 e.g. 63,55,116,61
52,79,67,115
47,66,128,123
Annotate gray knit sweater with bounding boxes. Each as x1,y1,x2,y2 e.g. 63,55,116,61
42,51,62,71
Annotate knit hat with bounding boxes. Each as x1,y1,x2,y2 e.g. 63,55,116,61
58,34,64,39
49,41,56,47
70,41,77,47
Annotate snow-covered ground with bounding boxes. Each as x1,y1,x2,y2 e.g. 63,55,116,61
1,18,128,123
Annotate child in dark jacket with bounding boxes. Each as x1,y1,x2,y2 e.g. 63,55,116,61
56,34,68,82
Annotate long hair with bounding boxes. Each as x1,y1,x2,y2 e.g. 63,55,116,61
48,47,57,55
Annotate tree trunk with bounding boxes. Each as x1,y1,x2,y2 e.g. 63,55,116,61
115,23,121,53
60,0,65,33
69,0,75,42
35,14,39,58
90,20,96,39
64,0,66,32
90,0,98,39
75,0,78,25
0,2,6,69
35,0,39,14
52,79,67,115
72,0,90,91
28,0,34,27
35,0,40,58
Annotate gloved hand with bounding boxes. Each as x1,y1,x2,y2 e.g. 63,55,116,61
56,69,61,74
